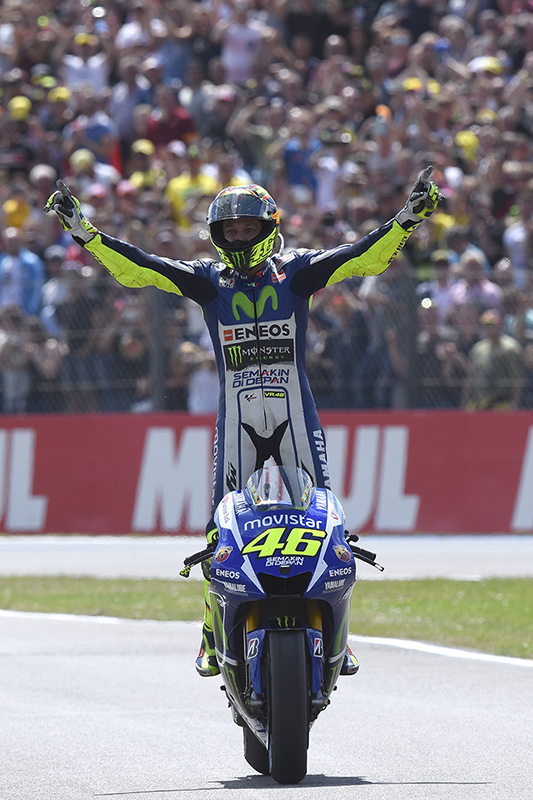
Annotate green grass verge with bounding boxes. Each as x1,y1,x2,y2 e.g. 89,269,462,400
1,576,532,660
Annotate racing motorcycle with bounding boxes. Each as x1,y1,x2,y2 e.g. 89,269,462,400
181,463,383,784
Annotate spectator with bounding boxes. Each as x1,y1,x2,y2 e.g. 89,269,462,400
145,82,197,150
126,139,165,192
309,289,369,408
175,340,218,414
114,1,155,55
55,264,101,412
212,2,269,87
57,30,113,94
164,144,219,229
502,180,533,289
0,304,32,412
0,226,45,316
98,295,151,411
106,55,151,161
355,254,416,408
0,94,44,176
267,105,321,192
449,250,503,314
62,86,120,168
413,297,455,408
68,148,121,193
416,249,457,324
25,316,67,413
179,58,217,129
40,244,69,336
462,308,524,410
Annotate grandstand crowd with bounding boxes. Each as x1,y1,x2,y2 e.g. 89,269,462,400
0,0,532,413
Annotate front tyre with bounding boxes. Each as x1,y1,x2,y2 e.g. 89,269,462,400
267,630,309,784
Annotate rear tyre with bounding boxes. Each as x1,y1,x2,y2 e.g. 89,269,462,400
243,726,269,775
267,630,309,784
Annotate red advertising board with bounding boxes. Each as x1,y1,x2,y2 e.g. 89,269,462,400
1,411,533,535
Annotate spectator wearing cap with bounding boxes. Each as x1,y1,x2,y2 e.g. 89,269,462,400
2,181,31,231
164,143,219,228
462,308,524,411
0,227,45,317
68,148,121,193
0,96,43,176
41,87,75,168
127,139,165,191
416,250,457,325
57,28,113,94
144,83,197,149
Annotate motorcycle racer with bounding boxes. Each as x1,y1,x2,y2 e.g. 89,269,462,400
45,170,441,676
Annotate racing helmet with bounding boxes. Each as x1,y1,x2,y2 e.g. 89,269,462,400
207,184,280,272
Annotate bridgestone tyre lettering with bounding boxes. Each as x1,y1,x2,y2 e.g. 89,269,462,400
243,725,269,775
267,630,309,784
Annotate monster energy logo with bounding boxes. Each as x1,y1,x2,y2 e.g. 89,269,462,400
273,616,297,629
224,340,294,371
227,345,243,369
232,287,278,321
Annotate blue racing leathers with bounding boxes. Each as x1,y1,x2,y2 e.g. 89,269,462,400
85,217,412,513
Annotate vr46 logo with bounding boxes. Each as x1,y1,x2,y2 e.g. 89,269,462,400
241,527,326,559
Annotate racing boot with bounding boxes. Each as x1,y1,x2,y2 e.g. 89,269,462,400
340,644,359,676
195,525,220,677
195,579,220,676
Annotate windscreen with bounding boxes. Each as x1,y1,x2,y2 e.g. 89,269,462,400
245,464,313,512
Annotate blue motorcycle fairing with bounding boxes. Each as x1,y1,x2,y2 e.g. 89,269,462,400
208,484,357,739
211,487,355,600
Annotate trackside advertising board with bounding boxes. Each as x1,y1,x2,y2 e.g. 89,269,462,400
1,411,533,535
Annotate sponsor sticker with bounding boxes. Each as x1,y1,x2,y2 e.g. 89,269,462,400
324,579,346,592
215,545,233,564
224,339,295,371
333,545,351,563
219,274,235,289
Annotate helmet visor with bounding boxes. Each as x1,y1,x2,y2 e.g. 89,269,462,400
207,186,277,225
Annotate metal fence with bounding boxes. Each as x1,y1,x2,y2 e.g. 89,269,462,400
0,268,530,414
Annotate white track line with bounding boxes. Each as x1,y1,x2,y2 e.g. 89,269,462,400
1,610,531,667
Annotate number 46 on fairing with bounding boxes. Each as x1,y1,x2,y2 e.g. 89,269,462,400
241,527,327,559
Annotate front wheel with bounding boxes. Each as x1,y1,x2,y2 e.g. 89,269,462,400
267,630,309,784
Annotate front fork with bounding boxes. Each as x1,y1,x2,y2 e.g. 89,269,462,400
244,600,326,713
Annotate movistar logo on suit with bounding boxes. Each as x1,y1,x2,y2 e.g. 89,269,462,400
232,287,278,321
